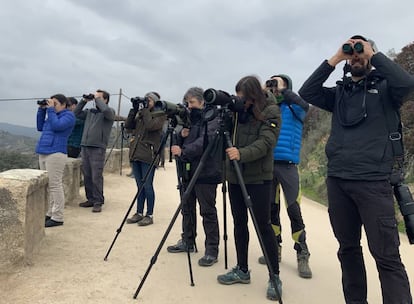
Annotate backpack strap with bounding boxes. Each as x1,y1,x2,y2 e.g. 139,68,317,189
382,92,405,184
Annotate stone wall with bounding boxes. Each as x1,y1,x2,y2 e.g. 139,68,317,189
0,150,129,272
0,169,48,272
104,148,130,174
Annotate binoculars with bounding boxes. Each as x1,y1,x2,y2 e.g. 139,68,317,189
37,99,48,106
342,42,364,55
83,93,95,100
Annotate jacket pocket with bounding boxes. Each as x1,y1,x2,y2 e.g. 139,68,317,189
39,133,54,147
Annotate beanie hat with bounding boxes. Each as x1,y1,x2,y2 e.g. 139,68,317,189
145,92,160,103
271,74,293,90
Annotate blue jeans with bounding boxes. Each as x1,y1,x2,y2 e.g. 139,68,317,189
131,160,156,216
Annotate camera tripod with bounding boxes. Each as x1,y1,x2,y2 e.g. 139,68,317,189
132,109,282,303
103,120,168,261
104,122,128,176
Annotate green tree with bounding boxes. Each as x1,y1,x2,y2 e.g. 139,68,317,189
0,150,37,172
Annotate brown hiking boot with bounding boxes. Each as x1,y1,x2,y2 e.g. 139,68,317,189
126,213,144,224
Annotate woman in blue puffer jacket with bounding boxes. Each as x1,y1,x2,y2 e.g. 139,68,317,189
36,94,75,227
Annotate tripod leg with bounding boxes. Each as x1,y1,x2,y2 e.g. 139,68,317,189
104,127,170,261
179,179,196,286
133,201,184,298
221,163,228,270
224,131,283,303
103,191,139,261
186,250,195,287
134,126,222,298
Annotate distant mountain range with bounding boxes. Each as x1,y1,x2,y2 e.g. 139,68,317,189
0,123,38,153
0,122,39,139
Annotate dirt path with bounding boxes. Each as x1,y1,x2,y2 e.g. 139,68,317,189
1,161,413,303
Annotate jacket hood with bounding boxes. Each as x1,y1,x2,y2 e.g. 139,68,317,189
274,74,293,90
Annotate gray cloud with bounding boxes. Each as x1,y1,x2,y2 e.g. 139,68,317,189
0,0,413,127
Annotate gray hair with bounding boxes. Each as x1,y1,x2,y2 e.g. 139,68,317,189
183,87,204,103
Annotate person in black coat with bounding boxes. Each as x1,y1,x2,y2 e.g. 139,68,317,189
166,87,221,267
299,35,414,304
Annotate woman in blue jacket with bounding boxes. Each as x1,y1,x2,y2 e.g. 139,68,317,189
36,94,75,227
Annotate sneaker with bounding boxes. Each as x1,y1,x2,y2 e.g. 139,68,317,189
127,213,144,224
138,216,153,226
266,274,282,301
198,255,218,267
217,266,250,285
92,204,102,213
258,244,282,264
45,219,64,228
167,239,195,253
79,201,94,208
297,250,312,278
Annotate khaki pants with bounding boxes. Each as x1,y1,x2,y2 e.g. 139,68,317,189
39,153,67,222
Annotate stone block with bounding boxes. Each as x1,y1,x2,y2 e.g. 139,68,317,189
63,158,81,207
0,169,48,272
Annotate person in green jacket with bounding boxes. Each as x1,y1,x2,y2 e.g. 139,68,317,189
217,75,283,301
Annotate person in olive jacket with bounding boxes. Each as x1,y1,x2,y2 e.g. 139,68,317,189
125,92,167,226
217,75,283,301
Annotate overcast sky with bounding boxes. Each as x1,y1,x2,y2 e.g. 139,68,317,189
0,0,413,127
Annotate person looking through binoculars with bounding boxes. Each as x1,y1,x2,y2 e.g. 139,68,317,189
67,97,85,159
125,92,166,226
36,94,76,227
216,75,283,301
166,87,221,267
299,35,414,304
75,90,115,213
258,74,312,279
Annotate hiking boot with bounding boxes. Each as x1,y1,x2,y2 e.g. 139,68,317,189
198,255,218,267
217,266,250,285
297,250,312,278
79,201,94,208
92,204,102,213
127,213,144,224
138,216,153,226
258,244,282,264
266,274,282,301
167,239,194,253
45,219,64,228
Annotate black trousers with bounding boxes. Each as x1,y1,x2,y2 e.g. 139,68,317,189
67,146,81,158
228,182,279,276
327,177,412,304
181,183,219,258
270,162,307,252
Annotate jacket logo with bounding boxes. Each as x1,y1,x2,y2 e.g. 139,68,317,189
367,89,379,94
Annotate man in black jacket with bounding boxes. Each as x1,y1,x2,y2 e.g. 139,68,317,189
299,35,413,304
166,87,221,267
